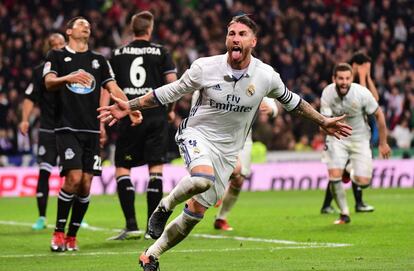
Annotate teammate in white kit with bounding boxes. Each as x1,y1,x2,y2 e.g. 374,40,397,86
320,63,391,225
98,15,352,271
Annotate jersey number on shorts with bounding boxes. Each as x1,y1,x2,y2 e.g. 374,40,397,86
93,155,102,171
130,56,146,87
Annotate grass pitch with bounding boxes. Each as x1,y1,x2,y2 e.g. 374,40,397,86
0,188,413,270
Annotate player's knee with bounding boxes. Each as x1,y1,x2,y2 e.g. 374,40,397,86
179,206,203,235
190,174,215,193
353,176,371,188
230,173,244,188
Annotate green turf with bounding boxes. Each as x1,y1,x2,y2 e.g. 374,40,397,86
0,188,413,270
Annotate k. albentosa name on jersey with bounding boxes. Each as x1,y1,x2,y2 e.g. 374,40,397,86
114,47,161,56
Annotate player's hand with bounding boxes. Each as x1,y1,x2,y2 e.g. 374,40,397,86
97,94,131,126
259,102,273,117
378,142,391,159
19,121,29,136
129,110,143,126
67,70,93,87
320,115,352,139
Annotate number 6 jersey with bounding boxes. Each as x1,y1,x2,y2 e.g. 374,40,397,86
109,40,176,117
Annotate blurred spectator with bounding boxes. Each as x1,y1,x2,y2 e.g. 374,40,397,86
294,135,312,152
391,118,413,149
0,0,413,161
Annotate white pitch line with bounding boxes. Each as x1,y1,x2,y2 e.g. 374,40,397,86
0,220,352,249
0,245,343,259
192,234,351,247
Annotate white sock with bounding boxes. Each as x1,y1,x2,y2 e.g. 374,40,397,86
146,210,202,258
217,184,241,220
330,181,349,215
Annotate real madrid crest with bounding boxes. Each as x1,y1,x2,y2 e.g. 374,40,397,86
246,84,255,96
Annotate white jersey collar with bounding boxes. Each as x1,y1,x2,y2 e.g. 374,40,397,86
222,53,257,79
65,45,76,54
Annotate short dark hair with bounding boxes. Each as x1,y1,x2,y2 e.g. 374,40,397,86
66,16,87,30
131,11,154,36
228,14,258,35
333,63,353,76
350,51,372,65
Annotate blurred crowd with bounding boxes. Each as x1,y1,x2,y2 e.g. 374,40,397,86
1,0,413,164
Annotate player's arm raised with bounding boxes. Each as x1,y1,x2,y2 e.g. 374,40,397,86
292,99,352,139
98,62,202,126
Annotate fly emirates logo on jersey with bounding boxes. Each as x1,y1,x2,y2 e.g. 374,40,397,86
209,94,253,113
66,69,96,94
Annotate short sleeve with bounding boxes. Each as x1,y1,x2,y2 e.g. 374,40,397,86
161,48,177,75
26,65,44,103
43,50,59,77
101,57,115,86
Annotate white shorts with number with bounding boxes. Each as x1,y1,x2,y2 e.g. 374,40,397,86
323,137,373,178
176,128,237,208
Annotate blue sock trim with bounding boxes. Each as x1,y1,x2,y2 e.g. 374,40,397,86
183,207,204,219
191,173,215,182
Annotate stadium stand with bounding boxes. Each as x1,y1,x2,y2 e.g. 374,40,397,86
0,0,413,165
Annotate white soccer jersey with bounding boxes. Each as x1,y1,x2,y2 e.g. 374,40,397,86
154,53,300,155
321,82,378,141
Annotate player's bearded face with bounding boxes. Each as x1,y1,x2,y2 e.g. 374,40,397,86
334,70,353,96
226,22,257,67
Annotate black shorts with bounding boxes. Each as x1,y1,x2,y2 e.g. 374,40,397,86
56,132,102,177
115,116,168,168
37,130,58,167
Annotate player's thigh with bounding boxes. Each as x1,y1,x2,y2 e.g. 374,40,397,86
56,132,84,177
144,117,168,165
238,138,252,177
80,133,102,176
324,138,349,170
350,140,373,178
114,121,145,168
176,129,213,170
37,131,58,167
193,149,236,208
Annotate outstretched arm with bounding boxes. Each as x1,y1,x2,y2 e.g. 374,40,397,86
97,92,157,126
292,99,352,139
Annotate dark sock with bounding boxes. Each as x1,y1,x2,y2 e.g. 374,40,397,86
116,176,138,230
67,195,90,237
147,173,163,226
55,189,74,232
322,181,333,208
352,182,363,205
36,169,50,217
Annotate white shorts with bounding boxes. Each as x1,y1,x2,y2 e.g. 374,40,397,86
323,137,373,178
176,128,237,208
239,133,253,177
